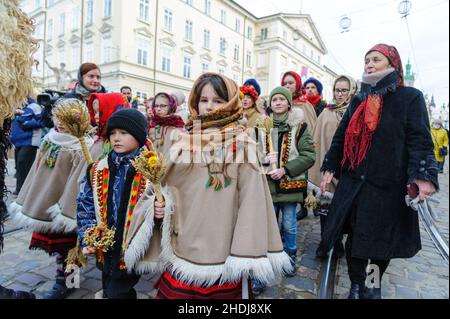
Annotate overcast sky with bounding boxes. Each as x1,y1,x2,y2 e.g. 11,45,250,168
235,0,449,107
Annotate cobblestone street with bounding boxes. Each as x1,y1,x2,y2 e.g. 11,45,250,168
1,158,448,299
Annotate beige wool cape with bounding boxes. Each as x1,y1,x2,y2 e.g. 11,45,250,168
124,72,292,286
293,100,317,132
10,129,93,233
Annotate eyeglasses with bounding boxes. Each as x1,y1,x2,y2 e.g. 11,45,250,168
154,104,169,109
334,89,350,95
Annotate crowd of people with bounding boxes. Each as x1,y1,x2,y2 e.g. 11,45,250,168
2,42,442,300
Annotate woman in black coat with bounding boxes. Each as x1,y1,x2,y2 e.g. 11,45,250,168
319,44,438,299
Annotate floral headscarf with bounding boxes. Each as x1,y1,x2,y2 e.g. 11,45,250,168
366,43,404,87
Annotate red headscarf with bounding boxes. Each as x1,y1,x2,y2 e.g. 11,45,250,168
368,44,404,87
281,71,307,102
342,44,404,170
88,93,131,139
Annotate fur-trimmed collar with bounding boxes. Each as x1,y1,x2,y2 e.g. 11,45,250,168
287,108,305,127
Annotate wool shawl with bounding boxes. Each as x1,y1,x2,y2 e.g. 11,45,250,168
124,77,293,285
10,130,93,234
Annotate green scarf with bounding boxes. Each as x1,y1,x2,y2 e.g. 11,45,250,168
272,112,289,130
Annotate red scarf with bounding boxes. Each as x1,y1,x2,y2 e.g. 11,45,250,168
342,43,404,170
306,94,322,107
152,114,185,128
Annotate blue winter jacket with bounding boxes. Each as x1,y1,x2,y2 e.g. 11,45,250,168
76,149,140,247
10,99,44,148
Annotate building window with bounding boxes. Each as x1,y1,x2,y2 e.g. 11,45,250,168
162,47,172,72
164,9,173,32
257,52,267,68
72,8,79,30
310,50,314,59
71,45,80,69
185,0,193,5
47,19,53,40
218,67,225,75
84,42,94,62
185,20,193,41
283,30,288,41
220,10,226,25
317,55,321,64
86,0,94,25
233,73,239,82
35,23,44,39
59,13,65,36
201,63,209,73
183,56,192,79
137,38,150,66
203,29,210,49
220,37,226,56
58,47,65,65
233,45,240,62
204,0,211,15
104,0,112,17
261,28,268,40
139,0,149,21
247,26,253,40
246,51,252,67
235,18,241,33
101,37,112,63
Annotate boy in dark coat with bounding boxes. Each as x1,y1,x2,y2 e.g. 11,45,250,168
77,109,162,298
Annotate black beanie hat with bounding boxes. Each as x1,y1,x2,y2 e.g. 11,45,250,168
106,109,148,147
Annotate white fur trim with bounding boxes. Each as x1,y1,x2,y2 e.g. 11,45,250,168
9,202,75,234
288,107,305,126
124,185,173,274
124,190,156,272
222,256,276,285
268,251,294,277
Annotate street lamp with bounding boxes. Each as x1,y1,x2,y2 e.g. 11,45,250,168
398,0,412,18
339,16,352,33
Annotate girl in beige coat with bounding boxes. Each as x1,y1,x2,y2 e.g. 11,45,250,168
124,73,292,299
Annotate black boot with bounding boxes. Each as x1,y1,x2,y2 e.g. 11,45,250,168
285,252,297,277
0,285,35,299
333,241,345,258
315,242,327,259
44,252,75,299
251,279,266,296
296,205,307,220
348,283,364,299
363,287,381,299
44,282,75,299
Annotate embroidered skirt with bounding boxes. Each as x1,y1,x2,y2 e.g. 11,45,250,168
154,271,253,299
29,232,77,255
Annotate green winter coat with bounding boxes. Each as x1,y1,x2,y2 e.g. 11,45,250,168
267,109,316,203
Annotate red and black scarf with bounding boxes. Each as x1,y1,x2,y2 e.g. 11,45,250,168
342,44,404,170
152,114,185,128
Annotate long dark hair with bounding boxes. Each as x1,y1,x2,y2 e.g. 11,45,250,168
194,74,228,108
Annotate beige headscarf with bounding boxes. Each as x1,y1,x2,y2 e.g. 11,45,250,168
186,72,243,132
332,75,357,109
